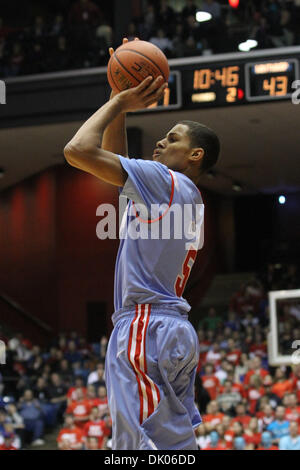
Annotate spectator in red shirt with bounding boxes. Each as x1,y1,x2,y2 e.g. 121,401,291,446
243,417,262,448
57,414,83,450
226,339,242,366
83,406,110,449
67,377,87,404
201,364,220,400
244,357,268,388
271,367,293,399
66,388,91,428
203,400,224,428
284,392,300,423
232,403,251,427
85,384,97,407
246,374,265,415
93,385,109,418
224,421,244,449
206,343,222,367
0,432,17,450
249,332,267,359
290,365,300,402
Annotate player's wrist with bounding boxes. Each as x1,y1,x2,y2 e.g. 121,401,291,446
113,92,128,113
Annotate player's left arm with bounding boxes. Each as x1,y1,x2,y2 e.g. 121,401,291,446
64,76,167,187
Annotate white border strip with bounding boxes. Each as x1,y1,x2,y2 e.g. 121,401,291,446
268,289,300,366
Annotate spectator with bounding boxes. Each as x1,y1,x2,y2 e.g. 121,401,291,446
257,403,274,430
50,15,65,36
57,414,83,450
246,374,265,415
47,373,68,423
195,423,210,449
67,377,87,404
232,403,251,427
201,363,220,400
95,21,112,47
5,42,24,77
279,421,300,450
258,431,278,450
243,417,261,448
267,406,290,445
66,388,91,429
182,0,198,19
18,389,45,446
226,338,242,366
284,392,300,423
217,379,242,414
271,367,293,399
149,28,173,56
94,385,109,418
85,435,101,450
203,430,226,450
87,361,105,386
233,436,246,450
206,343,222,368
199,308,222,331
68,0,102,27
4,404,25,446
243,357,268,388
83,406,110,449
234,353,249,384
258,375,281,409
64,341,83,364
0,431,17,450
203,400,224,428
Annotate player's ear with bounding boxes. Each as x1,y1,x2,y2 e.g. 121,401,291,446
189,147,204,163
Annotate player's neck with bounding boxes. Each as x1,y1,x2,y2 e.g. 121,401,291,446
182,166,200,186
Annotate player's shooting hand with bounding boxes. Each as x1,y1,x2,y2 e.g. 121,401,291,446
108,37,139,98
115,75,167,112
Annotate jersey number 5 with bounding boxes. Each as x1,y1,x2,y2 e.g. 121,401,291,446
175,248,197,297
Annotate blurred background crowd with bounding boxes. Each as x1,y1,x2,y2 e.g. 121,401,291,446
1,262,300,450
0,0,300,78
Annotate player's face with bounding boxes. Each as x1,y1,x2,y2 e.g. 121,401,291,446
153,124,193,171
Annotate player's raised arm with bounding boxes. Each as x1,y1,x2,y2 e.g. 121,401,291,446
101,38,138,157
64,75,167,187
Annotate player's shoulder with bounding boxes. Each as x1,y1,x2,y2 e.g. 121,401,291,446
171,170,203,203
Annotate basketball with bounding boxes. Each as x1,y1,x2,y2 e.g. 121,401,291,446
107,40,170,93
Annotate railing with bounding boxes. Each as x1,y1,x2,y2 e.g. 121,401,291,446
0,291,53,344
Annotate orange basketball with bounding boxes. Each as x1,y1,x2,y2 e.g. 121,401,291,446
107,40,169,93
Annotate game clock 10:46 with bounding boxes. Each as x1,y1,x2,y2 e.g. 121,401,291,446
185,65,246,108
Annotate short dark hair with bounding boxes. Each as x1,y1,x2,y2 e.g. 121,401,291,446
178,120,220,173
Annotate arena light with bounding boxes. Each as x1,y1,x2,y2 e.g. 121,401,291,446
232,181,242,192
196,11,212,22
229,0,239,8
278,195,286,204
238,39,258,52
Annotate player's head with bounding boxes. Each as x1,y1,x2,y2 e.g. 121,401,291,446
153,120,220,182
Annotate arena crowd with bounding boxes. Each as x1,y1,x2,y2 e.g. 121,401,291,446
0,0,300,77
0,262,299,450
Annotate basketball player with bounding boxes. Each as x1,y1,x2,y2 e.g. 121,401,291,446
64,39,220,450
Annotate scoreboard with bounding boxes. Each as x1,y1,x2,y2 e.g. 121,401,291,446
135,48,300,112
